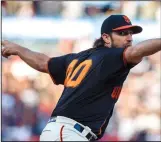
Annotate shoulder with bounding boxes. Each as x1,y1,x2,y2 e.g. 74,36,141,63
101,47,125,57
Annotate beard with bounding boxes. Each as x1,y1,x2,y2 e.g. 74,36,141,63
111,42,132,48
125,43,132,48
109,35,132,48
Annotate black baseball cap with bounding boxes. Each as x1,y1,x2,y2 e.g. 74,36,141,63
101,14,143,35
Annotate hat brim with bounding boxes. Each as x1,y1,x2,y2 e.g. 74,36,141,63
112,25,143,34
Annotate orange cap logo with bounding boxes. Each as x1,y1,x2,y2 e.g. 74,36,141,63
123,16,131,23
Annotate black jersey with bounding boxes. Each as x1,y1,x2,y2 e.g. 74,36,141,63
47,46,135,139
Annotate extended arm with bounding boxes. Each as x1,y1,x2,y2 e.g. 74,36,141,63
125,38,161,64
2,40,50,73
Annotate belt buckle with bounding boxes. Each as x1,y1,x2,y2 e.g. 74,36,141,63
86,133,95,141
74,123,96,141
88,135,94,141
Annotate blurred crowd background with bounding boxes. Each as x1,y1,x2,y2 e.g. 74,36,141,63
1,1,161,141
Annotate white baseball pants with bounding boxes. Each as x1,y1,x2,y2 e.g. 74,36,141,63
39,116,97,141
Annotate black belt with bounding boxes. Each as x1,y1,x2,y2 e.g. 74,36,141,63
74,123,96,141
48,117,96,141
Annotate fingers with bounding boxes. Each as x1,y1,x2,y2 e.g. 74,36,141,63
2,53,8,59
2,51,9,58
2,48,7,58
2,54,8,58
2,47,5,52
1,40,18,58
2,46,9,58
1,40,15,59
2,47,5,56
2,47,6,54
2,40,9,58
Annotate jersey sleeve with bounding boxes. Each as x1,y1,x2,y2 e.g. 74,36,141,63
103,48,136,72
47,54,74,85
122,47,138,69
112,47,137,69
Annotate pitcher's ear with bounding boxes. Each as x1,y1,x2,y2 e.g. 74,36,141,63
102,33,110,44
102,33,108,39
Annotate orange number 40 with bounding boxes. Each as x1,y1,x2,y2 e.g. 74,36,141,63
64,59,92,88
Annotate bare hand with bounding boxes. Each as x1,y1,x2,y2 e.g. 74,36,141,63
1,40,21,58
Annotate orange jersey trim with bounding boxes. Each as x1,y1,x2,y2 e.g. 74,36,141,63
97,118,107,136
111,87,122,99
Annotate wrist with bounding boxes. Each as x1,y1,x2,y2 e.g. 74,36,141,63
16,45,25,56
